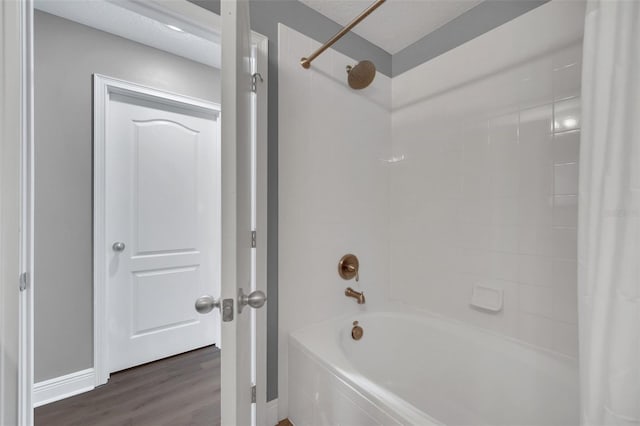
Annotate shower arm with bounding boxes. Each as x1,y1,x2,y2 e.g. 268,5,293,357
300,0,386,69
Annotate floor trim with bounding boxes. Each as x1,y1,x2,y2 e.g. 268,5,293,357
33,368,95,407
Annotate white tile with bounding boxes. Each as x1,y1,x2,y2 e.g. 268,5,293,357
518,195,553,226
491,197,519,226
552,131,580,164
552,44,583,100
553,65,582,101
517,312,554,349
458,197,492,225
490,225,519,253
554,97,581,132
554,162,579,195
553,195,578,227
489,113,518,146
519,283,553,317
552,281,578,324
552,227,578,259
552,260,578,289
518,226,553,255
518,64,553,105
518,255,553,287
491,252,520,281
519,157,553,197
457,224,491,250
553,321,579,358
460,249,492,277
519,104,553,144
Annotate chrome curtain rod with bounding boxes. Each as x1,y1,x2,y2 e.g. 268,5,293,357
300,0,386,69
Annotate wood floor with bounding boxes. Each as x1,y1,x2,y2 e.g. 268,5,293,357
35,346,221,426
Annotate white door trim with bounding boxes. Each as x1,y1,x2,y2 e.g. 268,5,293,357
92,74,221,386
2,0,36,425
19,0,35,422
252,33,269,426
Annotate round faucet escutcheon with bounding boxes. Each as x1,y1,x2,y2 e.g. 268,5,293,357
351,321,363,341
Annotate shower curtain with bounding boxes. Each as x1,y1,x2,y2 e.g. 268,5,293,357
578,1,640,425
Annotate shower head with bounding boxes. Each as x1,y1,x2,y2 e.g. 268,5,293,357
346,60,376,90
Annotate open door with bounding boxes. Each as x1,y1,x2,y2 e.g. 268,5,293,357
195,1,264,425
221,0,260,423
221,1,258,422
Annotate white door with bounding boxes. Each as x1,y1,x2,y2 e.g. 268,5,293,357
105,82,221,373
220,0,260,424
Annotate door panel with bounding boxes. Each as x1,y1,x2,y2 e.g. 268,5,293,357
221,0,254,424
106,92,220,373
134,121,199,253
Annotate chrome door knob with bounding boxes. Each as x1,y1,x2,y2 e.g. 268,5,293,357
195,295,220,314
112,242,126,252
238,288,267,313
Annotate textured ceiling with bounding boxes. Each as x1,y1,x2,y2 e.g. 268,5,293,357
299,0,483,54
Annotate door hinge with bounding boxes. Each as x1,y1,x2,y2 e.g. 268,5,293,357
251,73,263,93
251,384,256,403
251,230,257,248
19,272,29,292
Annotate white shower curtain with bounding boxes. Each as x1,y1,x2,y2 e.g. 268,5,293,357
578,1,640,425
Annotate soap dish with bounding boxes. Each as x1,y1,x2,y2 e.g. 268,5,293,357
470,282,504,313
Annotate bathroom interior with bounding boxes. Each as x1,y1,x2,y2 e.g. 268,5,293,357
279,0,637,424
1,0,638,425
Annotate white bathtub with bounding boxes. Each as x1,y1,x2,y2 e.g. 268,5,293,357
288,311,579,426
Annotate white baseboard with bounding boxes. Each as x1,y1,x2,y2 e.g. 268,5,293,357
33,368,95,407
267,398,279,426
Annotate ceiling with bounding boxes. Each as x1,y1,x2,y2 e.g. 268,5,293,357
299,0,483,54
35,0,483,66
34,0,221,68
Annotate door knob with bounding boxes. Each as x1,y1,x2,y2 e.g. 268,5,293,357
194,295,220,314
238,288,267,313
112,242,126,252
195,295,234,322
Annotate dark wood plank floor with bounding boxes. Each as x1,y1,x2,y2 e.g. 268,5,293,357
35,346,221,426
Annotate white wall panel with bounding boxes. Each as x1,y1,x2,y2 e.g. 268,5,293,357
278,23,391,419
389,1,585,358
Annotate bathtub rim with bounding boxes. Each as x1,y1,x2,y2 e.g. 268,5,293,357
289,306,579,425
289,328,443,425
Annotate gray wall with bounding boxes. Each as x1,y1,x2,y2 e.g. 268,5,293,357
34,10,221,382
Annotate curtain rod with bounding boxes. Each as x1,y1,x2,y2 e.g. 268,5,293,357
300,0,386,69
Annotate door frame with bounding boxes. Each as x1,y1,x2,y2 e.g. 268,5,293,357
14,0,269,424
2,0,34,425
252,33,269,426
92,74,222,386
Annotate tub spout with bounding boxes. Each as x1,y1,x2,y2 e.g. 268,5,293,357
345,287,365,304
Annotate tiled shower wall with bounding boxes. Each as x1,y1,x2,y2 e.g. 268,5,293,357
278,24,391,418
389,3,585,358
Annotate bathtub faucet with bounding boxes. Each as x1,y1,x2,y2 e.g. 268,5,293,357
345,287,366,304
